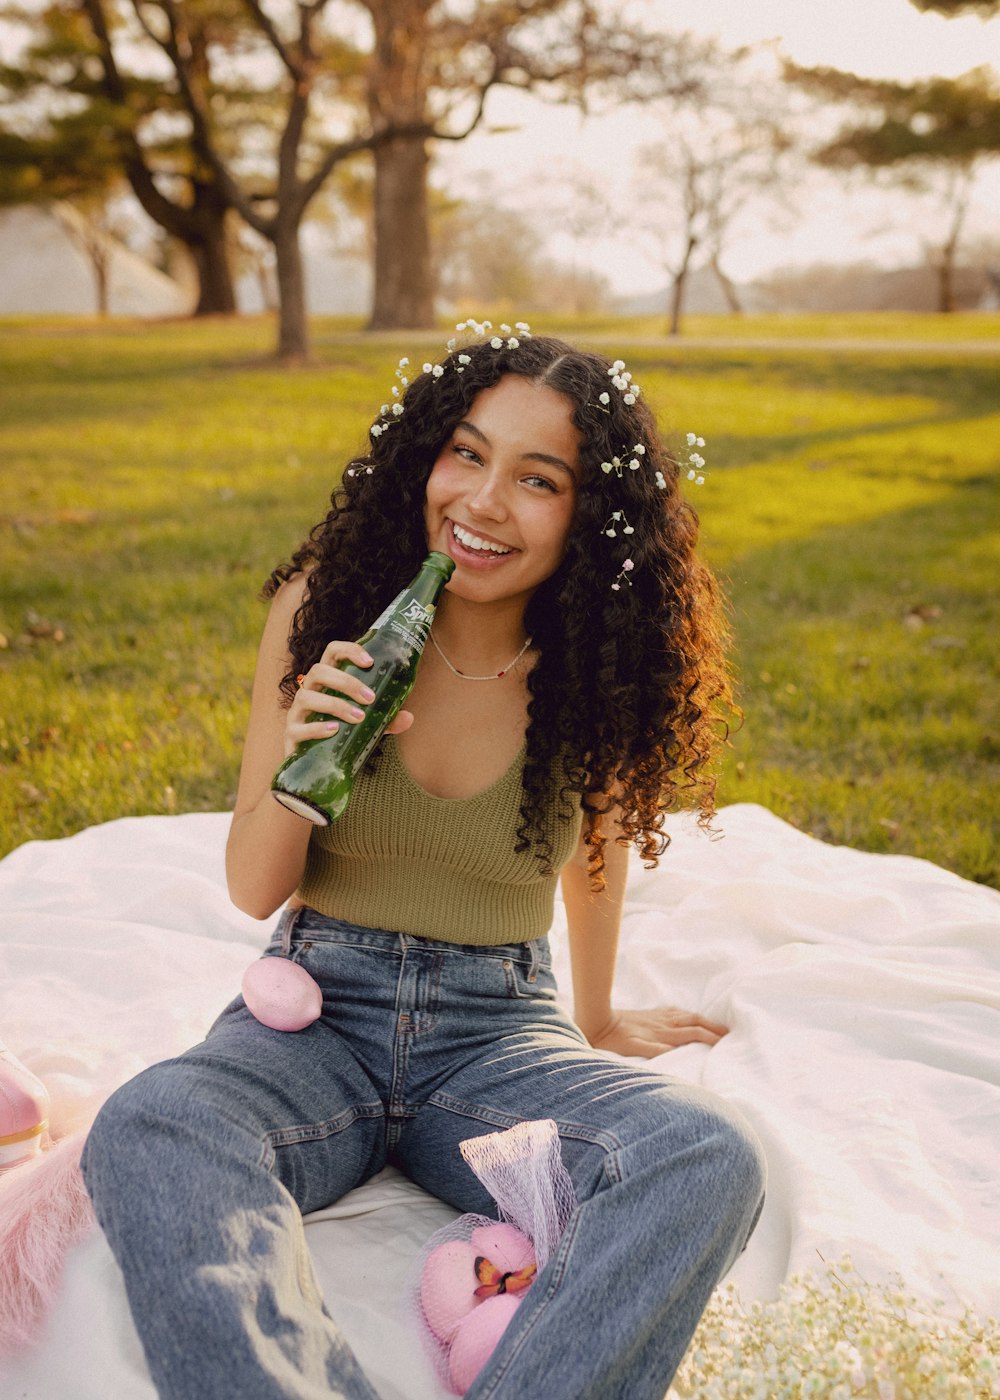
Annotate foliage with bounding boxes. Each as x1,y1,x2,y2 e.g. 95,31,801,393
909,0,1000,13
785,65,1000,170
670,1257,1000,1400
0,316,997,889
783,63,1000,312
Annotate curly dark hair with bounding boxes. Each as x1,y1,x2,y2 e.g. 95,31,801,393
263,334,735,890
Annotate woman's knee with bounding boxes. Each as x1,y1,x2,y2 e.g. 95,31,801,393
624,1087,766,1209
81,1059,213,1197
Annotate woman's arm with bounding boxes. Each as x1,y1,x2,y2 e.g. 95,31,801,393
225,576,316,918
561,811,729,1057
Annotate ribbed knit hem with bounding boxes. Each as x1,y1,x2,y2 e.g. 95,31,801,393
296,855,556,944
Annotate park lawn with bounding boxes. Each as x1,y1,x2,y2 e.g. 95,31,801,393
0,314,997,887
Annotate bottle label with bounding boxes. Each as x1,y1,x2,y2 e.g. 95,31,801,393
384,596,434,651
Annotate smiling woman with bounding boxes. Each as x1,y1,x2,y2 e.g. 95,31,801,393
423,377,581,620
78,322,765,1400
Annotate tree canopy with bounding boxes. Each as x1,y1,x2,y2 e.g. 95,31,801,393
908,0,1000,15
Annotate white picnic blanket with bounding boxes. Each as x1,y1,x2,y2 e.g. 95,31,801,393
1,805,998,1399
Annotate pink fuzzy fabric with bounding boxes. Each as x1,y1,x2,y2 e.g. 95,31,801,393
0,1132,95,1354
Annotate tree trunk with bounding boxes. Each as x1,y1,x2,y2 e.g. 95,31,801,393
668,235,698,335
189,208,237,315
365,0,435,330
94,253,109,316
710,251,743,314
274,220,309,361
368,135,435,329
122,157,237,318
936,255,954,314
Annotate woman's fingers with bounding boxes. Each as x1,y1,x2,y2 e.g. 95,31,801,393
587,1007,730,1058
286,643,415,752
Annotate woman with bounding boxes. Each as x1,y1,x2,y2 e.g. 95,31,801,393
81,325,766,1400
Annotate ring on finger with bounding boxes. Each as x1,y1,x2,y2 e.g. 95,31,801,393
296,674,306,688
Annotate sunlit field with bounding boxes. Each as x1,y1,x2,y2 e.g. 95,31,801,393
1,313,997,886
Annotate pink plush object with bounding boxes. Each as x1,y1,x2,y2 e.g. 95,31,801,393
0,1129,94,1354
241,956,323,1032
448,1293,522,1394
419,1239,482,1342
418,1220,537,1394
468,1222,535,1275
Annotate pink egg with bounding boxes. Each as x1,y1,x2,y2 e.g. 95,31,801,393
241,957,322,1032
420,1239,481,1343
447,1293,521,1395
468,1223,535,1275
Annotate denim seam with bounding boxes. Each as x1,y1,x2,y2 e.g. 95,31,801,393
473,1205,586,1399
258,1103,384,1170
426,1090,625,1156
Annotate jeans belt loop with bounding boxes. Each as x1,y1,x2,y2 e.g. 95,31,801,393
527,938,541,983
280,905,304,956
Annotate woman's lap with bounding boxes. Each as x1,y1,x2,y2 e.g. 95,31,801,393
89,908,759,1221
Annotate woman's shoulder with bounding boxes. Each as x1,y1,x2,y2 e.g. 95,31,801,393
267,568,312,620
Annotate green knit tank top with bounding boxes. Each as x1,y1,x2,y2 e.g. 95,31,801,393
295,734,583,943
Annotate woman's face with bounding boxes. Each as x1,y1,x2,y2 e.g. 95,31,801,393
423,375,582,608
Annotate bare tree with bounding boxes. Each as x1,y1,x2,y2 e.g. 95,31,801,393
636,49,796,334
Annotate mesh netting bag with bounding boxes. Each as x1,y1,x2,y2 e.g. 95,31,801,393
408,1118,577,1396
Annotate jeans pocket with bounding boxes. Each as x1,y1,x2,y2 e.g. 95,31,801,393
501,955,557,1001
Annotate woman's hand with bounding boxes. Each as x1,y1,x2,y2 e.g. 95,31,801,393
584,1007,729,1058
286,640,414,758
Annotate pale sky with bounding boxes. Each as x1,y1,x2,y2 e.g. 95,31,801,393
436,0,1000,292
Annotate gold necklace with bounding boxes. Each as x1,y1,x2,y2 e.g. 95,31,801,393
430,630,532,681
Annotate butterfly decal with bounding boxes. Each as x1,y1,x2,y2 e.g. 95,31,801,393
473,1255,537,1300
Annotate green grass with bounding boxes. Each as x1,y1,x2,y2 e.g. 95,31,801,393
1,313,998,886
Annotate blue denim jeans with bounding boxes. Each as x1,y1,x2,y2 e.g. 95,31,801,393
81,907,765,1400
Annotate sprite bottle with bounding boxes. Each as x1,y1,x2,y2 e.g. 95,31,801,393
271,551,455,825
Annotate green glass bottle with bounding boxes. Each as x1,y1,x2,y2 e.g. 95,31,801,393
271,551,455,825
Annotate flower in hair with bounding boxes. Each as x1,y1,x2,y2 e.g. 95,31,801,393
602,510,634,538
611,559,634,591
684,433,707,485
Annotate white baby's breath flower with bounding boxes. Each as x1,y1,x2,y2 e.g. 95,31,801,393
432,365,444,378
599,392,610,405
370,425,382,437
624,393,636,405
490,336,503,349
508,337,519,348
422,362,433,373
392,403,403,416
